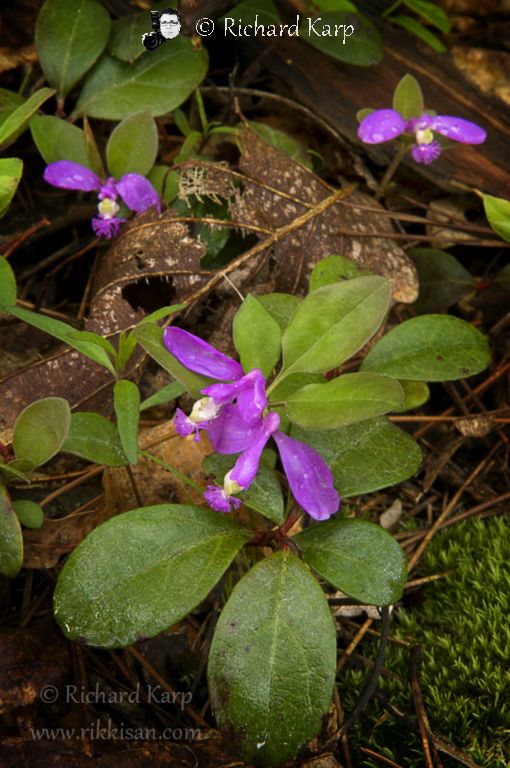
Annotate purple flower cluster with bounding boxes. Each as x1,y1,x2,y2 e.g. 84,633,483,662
44,160,160,239
358,109,486,165
164,328,340,522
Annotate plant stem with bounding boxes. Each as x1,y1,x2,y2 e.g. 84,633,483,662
126,464,143,507
376,143,409,200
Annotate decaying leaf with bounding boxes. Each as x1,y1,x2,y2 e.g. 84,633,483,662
455,414,496,437
0,45,37,75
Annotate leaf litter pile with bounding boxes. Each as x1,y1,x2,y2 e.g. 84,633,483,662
1,2,510,767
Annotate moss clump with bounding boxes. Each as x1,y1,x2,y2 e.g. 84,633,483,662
342,515,510,767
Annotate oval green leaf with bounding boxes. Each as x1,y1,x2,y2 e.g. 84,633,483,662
409,248,475,313
0,486,23,578
62,412,128,467
208,551,336,767
0,88,55,150
309,254,369,291
113,380,140,465
233,294,282,378
106,111,158,178
483,194,510,243
294,518,407,605
0,88,24,125
392,73,424,120
35,0,111,97
390,14,446,52
13,499,45,529
0,255,17,309
74,38,208,120
30,115,91,167
0,158,23,219
54,504,250,647
257,292,301,331
285,372,404,429
361,315,491,381
13,397,71,467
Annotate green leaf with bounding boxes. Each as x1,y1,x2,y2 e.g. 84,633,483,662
390,14,446,52
0,486,23,578
134,323,211,399
402,0,451,33
233,295,282,378
361,315,491,381
108,3,169,63
495,263,510,292
295,518,407,605
280,276,391,377
138,303,185,325
392,73,424,120
30,115,91,167
312,0,357,10
268,372,324,402
13,397,71,467
309,254,370,291
35,0,111,97
0,460,32,483
483,194,510,243
147,165,179,203
74,37,208,120
291,417,422,496
300,12,383,67
0,158,23,219
0,88,24,125
204,453,285,525
0,88,55,150
248,121,312,168
62,412,128,466
285,372,404,429
396,380,430,412
140,381,186,411
54,504,250,647
13,500,45,529
208,551,336,767
257,293,302,331
7,305,116,375
409,248,474,312
356,107,374,122
106,111,158,178
0,255,17,309
113,380,140,464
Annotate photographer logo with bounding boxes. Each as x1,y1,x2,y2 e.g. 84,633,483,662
142,8,181,51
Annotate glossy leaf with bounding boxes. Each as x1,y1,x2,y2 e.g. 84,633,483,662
106,111,158,178
483,194,510,243
113,380,140,464
285,372,404,429
309,254,369,291
295,518,407,605
208,551,336,767
281,276,391,376
13,397,71,467
361,315,491,381
0,88,55,149
0,486,23,578
291,417,422,497
0,158,23,219
268,372,324,403
0,255,17,309
410,248,474,312
13,500,45,529
392,73,424,120
74,38,208,120
300,12,382,67
62,412,128,466
254,292,301,331
54,504,251,647
390,14,446,52
233,295,282,378
30,115,91,167
35,0,111,97
140,381,186,411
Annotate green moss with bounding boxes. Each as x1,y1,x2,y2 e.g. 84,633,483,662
342,516,510,767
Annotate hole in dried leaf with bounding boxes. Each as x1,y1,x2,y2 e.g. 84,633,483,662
122,275,175,314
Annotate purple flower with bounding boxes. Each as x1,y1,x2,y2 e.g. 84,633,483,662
44,160,160,239
203,485,242,514
358,109,486,165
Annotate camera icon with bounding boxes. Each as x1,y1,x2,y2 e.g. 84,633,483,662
142,8,181,52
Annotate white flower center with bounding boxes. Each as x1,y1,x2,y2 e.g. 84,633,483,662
98,198,120,219
189,397,221,423
223,470,243,495
416,127,434,145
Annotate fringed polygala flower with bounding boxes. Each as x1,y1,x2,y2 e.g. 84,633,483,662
358,109,487,165
164,327,340,521
43,160,160,239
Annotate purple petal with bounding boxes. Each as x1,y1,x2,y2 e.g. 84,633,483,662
204,485,241,513
273,431,340,521
208,404,260,454
430,116,487,144
91,215,124,239
203,369,267,425
115,173,161,213
411,141,442,165
98,178,118,200
230,412,280,489
358,109,407,144
163,327,244,381
44,161,102,192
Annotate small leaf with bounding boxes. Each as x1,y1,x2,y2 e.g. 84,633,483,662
392,73,424,120
140,381,186,411
0,255,17,309
233,295,282,378
268,372,324,403
62,412,128,466
402,0,451,33
483,194,510,243
0,158,23,219
74,38,208,120
147,165,179,203
0,461,32,483
309,254,370,291
208,551,337,767
0,486,23,578
113,380,140,464
396,380,430,412
139,303,184,325
361,315,491,381
248,121,311,168
0,88,55,150
35,0,111,97
254,292,301,331
13,500,45,529
285,372,404,429
13,397,71,467
30,115,91,167
54,504,250,647
106,111,158,178
300,12,383,67
0,88,24,125
409,248,475,312
291,417,422,497
356,107,374,122
390,14,446,52
295,518,407,605
280,276,391,377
